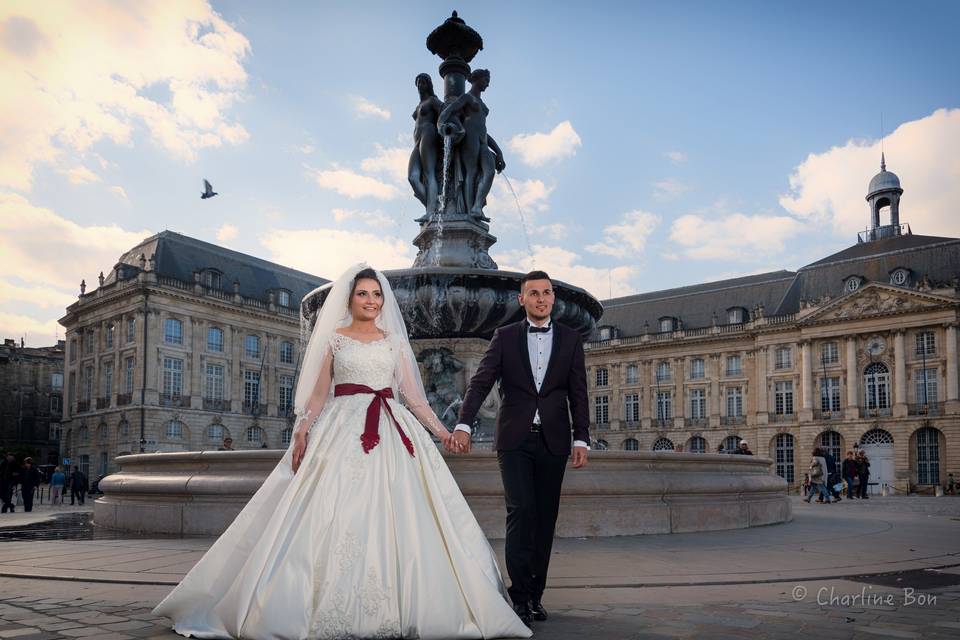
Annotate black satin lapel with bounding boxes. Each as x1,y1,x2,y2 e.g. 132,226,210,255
540,322,561,393
519,322,536,391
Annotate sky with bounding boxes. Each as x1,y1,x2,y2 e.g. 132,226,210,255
2,0,960,346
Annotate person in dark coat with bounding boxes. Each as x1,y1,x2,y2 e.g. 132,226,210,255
1,453,20,513
69,466,88,505
842,451,859,499
856,451,871,499
732,440,753,455
19,457,43,512
822,449,842,501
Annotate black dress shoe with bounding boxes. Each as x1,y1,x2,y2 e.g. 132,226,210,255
531,599,548,621
513,601,533,627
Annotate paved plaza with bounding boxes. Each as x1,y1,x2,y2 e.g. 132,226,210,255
0,496,958,639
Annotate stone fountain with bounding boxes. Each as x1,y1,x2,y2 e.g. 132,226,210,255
94,12,790,537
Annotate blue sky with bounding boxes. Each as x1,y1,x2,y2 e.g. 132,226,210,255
2,0,959,345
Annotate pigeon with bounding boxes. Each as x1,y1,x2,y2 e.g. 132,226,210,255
201,179,218,199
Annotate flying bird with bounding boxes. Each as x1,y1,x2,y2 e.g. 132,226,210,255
201,179,218,199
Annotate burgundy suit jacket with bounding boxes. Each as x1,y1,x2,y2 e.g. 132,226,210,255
458,320,589,455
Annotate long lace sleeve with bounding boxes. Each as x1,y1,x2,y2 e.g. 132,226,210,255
292,343,333,439
396,354,451,441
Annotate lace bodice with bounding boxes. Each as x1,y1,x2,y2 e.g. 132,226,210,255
330,334,396,389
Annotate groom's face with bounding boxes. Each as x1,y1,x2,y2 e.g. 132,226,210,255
519,278,554,323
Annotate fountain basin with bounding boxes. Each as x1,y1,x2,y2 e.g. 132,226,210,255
94,450,791,537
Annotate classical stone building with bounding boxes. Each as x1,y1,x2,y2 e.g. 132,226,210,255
0,338,64,465
585,161,959,494
58,231,327,478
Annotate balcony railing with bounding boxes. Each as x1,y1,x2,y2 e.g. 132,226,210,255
858,223,909,244
278,406,295,418
76,400,90,413
96,397,110,410
721,415,745,426
622,420,641,429
653,418,672,428
243,400,261,415
685,417,708,427
908,402,943,417
771,412,796,423
160,393,190,408
813,409,840,421
204,398,230,412
117,393,132,406
863,407,892,418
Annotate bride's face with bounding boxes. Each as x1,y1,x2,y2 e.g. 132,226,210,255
349,278,383,321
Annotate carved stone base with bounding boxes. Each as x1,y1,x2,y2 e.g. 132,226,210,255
412,216,498,269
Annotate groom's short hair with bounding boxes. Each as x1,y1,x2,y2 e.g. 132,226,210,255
520,270,551,288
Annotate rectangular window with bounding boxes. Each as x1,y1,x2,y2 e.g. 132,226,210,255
916,368,938,404
165,319,183,345
726,355,741,376
163,357,183,397
820,342,839,365
102,362,113,398
50,396,62,414
775,381,794,415
245,335,260,359
51,373,63,390
207,327,224,352
83,366,93,401
775,347,792,369
656,391,672,420
105,324,114,349
727,308,744,324
690,358,705,379
279,374,294,411
124,357,135,394
84,331,93,355
915,331,936,356
595,367,609,387
625,364,639,385
244,370,260,407
70,338,77,362
206,364,225,400
624,393,640,422
689,388,706,419
279,341,295,365
656,362,671,382
820,377,841,412
127,317,136,343
594,395,609,424
726,386,743,417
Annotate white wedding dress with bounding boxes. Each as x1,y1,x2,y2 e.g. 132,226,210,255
153,333,531,639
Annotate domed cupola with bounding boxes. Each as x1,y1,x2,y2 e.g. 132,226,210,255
864,153,904,239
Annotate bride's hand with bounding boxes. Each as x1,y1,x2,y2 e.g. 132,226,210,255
439,431,458,453
292,433,307,473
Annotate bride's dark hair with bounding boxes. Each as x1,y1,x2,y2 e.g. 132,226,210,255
350,267,382,299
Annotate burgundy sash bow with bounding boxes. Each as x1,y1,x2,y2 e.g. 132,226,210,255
334,383,415,457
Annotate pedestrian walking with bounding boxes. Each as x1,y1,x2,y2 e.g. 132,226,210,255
842,451,858,499
50,466,66,505
19,457,43,512
69,466,88,505
822,448,842,502
856,451,871,499
804,448,833,503
0,452,20,513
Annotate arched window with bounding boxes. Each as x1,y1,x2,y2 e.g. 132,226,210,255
623,438,639,451
775,433,795,483
207,424,225,441
722,435,741,452
658,317,674,333
687,436,707,453
863,363,890,410
166,420,183,438
277,289,292,307
652,437,675,451
860,429,894,445
915,427,941,485
818,431,843,462
118,420,129,437
247,425,263,443
281,428,293,446
201,269,223,289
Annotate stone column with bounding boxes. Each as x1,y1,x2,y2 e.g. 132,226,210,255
673,357,685,429
946,324,959,407
845,337,858,419
190,319,203,410
230,326,242,413
640,361,651,429
755,346,768,424
709,355,721,428
800,341,813,415
893,330,908,417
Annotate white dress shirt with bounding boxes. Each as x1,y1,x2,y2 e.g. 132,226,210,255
456,317,588,450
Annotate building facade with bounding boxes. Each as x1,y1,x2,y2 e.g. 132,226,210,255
58,231,327,479
0,338,64,465
585,162,959,494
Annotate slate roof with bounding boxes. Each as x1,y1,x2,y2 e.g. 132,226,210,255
101,230,328,305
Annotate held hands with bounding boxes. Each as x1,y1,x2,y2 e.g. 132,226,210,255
571,446,588,469
292,432,307,474
440,430,470,454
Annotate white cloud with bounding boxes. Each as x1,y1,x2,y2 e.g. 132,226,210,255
360,145,409,184
0,193,153,345
779,107,960,238
586,210,661,259
486,178,553,220
332,207,396,227
668,210,806,261
494,244,637,299
260,227,412,279
110,185,128,200
664,150,687,164
216,223,239,244
286,143,315,155
508,121,582,167
349,95,391,120
652,178,692,201
0,2,251,191
62,165,101,185
308,167,401,200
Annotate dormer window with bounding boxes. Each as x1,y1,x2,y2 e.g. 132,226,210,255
277,289,292,307
844,276,862,293
598,327,611,341
658,317,675,333
890,268,910,286
726,307,746,324
201,269,223,289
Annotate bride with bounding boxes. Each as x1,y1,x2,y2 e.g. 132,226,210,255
153,264,532,639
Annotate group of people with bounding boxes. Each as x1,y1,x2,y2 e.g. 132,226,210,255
0,452,89,512
804,448,871,503
718,441,754,455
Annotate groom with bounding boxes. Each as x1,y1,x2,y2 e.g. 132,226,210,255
454,270,589,627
